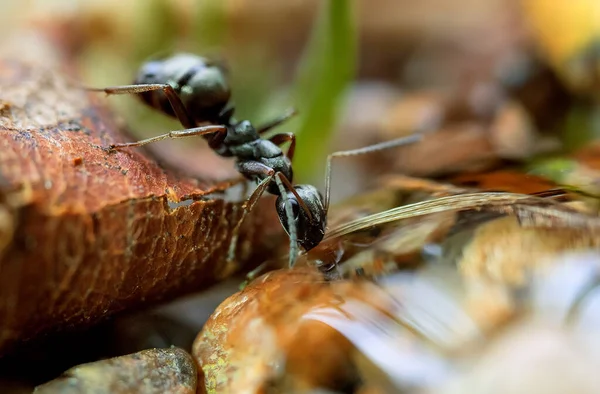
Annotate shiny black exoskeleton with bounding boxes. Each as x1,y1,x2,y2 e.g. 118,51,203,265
91,53,326,265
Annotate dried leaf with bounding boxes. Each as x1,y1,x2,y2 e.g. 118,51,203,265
0,31,282,354
451,170,557,194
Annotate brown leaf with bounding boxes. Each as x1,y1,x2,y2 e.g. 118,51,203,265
192,267,467,393
379,174,471,195
451,170,557,194
34,347,197,394
387,123,499,177
0,31,283,355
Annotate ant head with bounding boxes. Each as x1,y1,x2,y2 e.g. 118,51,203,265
276,185,326,252
135,60,163,85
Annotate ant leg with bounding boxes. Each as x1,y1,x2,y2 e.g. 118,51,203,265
87,84,195,128
324,133,424,212
268,133,296,161
257,108,297,135
226,162,275,267
108,125,227,150
181,176,247,199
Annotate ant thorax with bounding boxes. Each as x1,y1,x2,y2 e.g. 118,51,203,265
223,121,260,146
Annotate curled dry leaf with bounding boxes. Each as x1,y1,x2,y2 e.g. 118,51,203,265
0,31,282,355
193,268,404,393
34,347,196,394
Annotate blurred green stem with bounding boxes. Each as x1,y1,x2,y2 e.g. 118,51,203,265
132,0,179,62
193,0,226,50
292,0,357,183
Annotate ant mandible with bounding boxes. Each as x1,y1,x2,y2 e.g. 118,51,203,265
89,53,422,267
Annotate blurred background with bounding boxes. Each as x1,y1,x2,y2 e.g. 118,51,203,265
1,0,598,204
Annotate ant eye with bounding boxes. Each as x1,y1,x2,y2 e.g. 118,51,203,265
290,199,300,220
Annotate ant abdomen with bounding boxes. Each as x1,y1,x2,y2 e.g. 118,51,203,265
135,53,231,123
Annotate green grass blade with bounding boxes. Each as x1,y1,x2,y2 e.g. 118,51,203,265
292,0,358,183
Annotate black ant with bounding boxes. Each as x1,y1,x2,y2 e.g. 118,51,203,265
88,53,422,268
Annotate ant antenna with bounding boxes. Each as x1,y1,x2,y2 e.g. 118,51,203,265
275,173,299,267
277,172,313,221
323,133,425,213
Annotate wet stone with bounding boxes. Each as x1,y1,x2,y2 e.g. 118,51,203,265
34,348,197,394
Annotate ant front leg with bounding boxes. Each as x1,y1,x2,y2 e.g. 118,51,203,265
108,125,227,150
87,83,196,129
225,162,275,273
